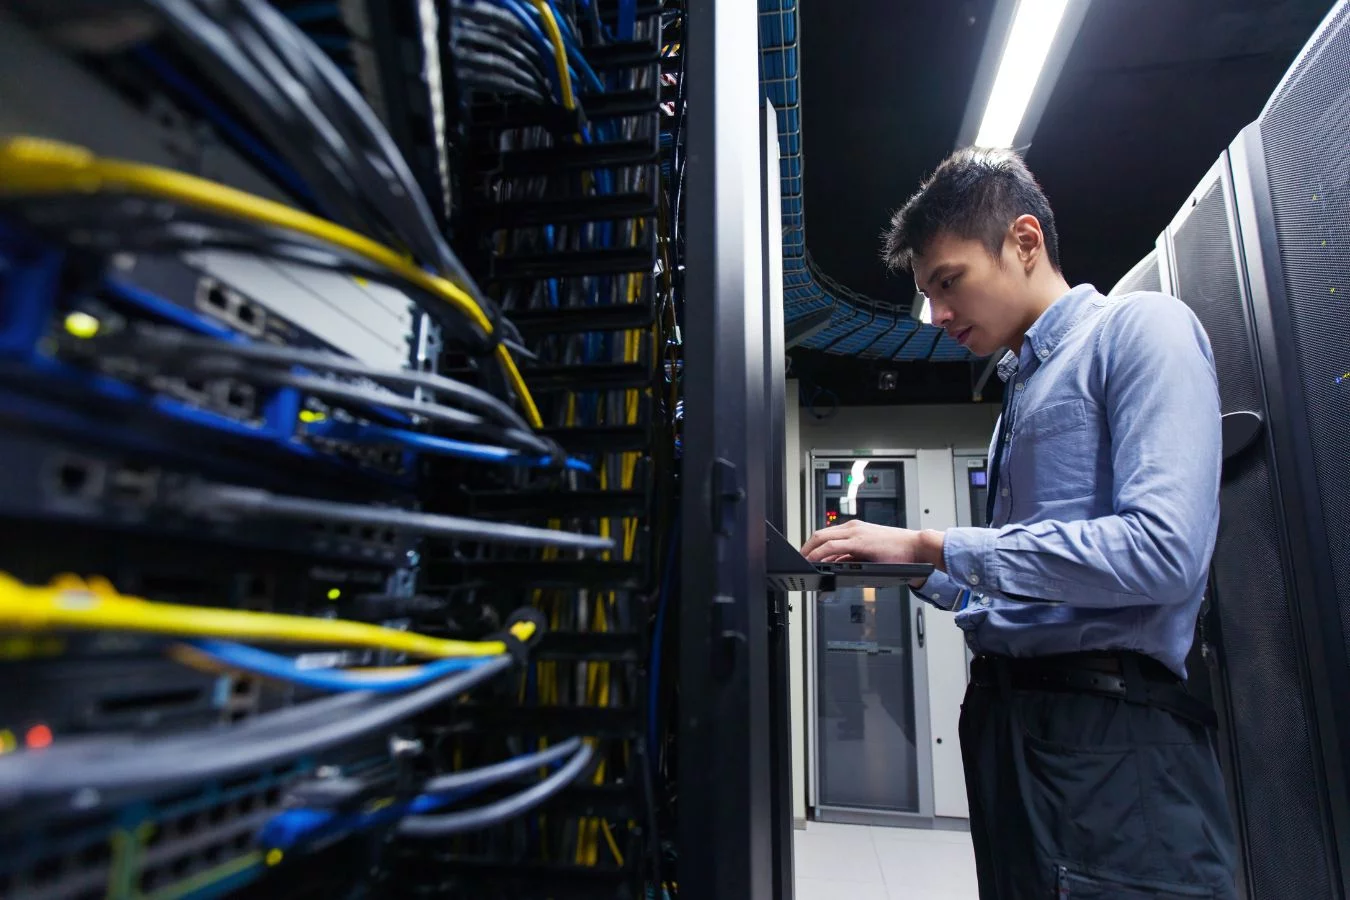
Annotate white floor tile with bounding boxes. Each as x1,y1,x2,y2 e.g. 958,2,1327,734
873,838,979,897
793,822,884,883
795,876,890,900
871,824,973,846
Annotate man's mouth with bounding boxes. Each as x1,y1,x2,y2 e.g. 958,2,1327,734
953,326,974,346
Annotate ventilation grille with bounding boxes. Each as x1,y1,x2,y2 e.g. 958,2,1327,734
1260,0,1350,672
1170,173,1334,898
1109,248,1163,296
767,574,813,593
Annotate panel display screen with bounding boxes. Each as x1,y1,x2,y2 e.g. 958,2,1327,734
968,470,987,487
826,471,843,488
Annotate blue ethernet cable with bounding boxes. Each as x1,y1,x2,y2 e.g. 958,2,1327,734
305,418,593,472
541,0,606,93
489,0,570,99
178,639,498,694
259,738,584,852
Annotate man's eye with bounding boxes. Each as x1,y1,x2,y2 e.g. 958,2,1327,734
941,276,955,290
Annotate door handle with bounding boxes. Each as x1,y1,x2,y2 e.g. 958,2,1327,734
916,606,925,649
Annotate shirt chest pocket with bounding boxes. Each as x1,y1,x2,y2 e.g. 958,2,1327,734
1009,398,1095,502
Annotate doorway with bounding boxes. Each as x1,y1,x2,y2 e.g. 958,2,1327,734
806,452,932,825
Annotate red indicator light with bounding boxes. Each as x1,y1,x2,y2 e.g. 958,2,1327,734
25,724,53,750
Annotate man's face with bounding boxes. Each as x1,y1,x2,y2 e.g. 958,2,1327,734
911,228,1029,358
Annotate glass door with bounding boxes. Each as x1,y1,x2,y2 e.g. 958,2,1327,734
807,454,930,824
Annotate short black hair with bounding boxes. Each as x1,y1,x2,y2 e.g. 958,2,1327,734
881,146,1061,273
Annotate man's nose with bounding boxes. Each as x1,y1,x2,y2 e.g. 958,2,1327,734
930,302,955,328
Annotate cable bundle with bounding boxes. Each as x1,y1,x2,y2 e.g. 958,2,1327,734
375,1,682,895
0,1,683,897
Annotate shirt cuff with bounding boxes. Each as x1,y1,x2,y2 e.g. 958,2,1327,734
910,570,961,611
942,526,998,593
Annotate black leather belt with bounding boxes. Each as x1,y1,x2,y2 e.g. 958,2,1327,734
970,651,1218,729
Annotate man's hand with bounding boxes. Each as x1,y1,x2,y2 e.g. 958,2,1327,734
800,519,947,587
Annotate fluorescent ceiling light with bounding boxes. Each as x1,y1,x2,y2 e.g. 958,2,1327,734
974,0,1072,147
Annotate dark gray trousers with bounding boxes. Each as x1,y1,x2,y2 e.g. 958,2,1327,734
959,675,1239,899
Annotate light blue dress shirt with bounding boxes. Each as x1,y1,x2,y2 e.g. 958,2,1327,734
915,283,1222,678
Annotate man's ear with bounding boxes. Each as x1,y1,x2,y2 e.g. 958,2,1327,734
1010,214,1044,272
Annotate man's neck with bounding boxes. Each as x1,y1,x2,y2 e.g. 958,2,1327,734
1012,273,1073,354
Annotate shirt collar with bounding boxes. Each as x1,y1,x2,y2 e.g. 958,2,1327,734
1023,283,1100,362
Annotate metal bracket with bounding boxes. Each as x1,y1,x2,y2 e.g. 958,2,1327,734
710,457,744,536
710,593,747,683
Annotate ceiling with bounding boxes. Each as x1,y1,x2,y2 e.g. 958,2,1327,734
785,0,1336,404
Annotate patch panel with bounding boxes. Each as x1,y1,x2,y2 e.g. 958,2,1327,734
193,277,268,340
0,764,311,900
0,433,417,572
0,828,113,900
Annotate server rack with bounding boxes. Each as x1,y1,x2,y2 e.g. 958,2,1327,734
676,0,777,897
1158,5,1350,896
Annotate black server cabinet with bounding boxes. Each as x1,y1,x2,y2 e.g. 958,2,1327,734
1164,4,1350,897
677,0,778,898
762,100,796,900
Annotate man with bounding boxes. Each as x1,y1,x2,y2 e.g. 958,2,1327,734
802,147,1237,899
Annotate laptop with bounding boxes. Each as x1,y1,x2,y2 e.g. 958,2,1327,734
765,522,933,592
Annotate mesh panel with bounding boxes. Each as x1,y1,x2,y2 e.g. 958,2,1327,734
1260,0,1350,678
1170,175,1334,898
1109,249,1162,296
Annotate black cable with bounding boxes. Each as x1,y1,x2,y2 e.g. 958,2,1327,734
456,41,547,92
145,0,523,348
231,0,441,262
455,22,549,85
455,46,549,95
183,483,616,552
422,737,582,793
0,656,515,810
233,0,508,336
398,741,595,837
176,360,546,450
459,70,550,104
144,0,376,235
120,327,535,434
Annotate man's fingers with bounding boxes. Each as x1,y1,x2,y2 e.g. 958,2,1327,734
805,538,851,562
800,527,836,556
800,521,857,556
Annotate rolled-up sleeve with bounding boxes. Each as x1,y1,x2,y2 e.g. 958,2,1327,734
941,293,1221,608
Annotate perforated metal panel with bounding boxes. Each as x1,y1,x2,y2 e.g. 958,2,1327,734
1260,0,1350,674
1169,167,1334,899
1109,248,1163,296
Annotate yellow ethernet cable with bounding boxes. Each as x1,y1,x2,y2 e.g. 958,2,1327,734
0,137,543,428
0,573,533,659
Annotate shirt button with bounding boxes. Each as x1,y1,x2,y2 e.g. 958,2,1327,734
1001,488,1009,497
1014,382,1025,392
1038,348,1050,359
931,594,941,601
968,574,981,585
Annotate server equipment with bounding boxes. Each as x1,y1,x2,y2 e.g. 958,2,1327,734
1147,3,1350,896
0,1,786,898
